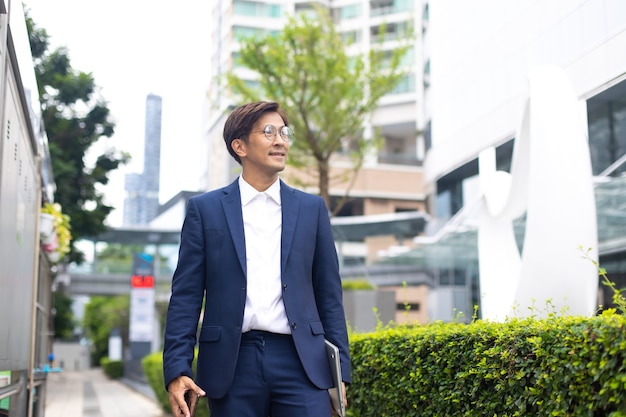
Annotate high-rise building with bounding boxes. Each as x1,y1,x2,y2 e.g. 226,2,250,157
203,0,428,266
200,1,431,324
123,93,163,225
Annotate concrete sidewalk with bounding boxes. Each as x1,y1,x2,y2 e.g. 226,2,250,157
45,368,170,417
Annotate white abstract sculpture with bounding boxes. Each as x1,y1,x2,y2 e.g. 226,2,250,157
478,65,598,321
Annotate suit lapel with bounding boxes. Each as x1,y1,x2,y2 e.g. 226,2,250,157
280,181,299,273
222,180,247,276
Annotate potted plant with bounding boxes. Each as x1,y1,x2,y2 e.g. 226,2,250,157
39,212,55,238
40,202,72,263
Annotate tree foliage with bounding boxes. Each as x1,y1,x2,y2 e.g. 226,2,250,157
226,6,413,212
25,12,129,263
83,295,130,364
52,289,75,340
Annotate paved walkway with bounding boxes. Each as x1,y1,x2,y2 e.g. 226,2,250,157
45,368,170,417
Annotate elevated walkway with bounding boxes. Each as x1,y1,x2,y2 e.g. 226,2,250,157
66,211,429,295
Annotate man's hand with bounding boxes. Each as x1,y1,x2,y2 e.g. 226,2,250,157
167,376,206,417
331,382,347,416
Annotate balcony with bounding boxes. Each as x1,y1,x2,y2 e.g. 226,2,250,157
378,152,421,166
370,2,414,17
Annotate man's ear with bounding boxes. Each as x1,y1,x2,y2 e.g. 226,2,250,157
232,138,246,158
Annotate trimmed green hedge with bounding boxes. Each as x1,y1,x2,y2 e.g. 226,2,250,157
100,357,123,379
142,351,210,417
343,279,375,291
348,312,626,416
142,312,626,416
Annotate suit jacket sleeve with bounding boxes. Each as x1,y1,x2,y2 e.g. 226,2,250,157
162,197,206,389
311,197,352,383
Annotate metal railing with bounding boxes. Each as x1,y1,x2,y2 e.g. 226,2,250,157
370,4,413,17
0,382,21,401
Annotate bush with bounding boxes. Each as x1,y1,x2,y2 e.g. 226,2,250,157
143,312,626,416
142,351,210,417
100,357,123,379
348,311,626,416
342,279,375,291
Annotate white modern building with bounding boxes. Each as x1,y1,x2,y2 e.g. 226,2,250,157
391,0,626,320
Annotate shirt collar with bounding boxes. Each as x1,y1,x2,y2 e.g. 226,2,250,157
239,176,281,206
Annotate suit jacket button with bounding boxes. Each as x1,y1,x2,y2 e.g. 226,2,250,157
291,322,296,329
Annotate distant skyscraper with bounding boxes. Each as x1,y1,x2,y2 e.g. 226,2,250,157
123,93,163,225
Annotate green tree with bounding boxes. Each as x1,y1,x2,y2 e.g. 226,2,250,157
83,295,130,364
26,12,129,263
52,289,75,340
226,6,413,213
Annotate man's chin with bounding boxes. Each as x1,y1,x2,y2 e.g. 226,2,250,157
273,162,286,172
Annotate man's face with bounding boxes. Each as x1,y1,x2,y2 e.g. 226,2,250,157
240,111,290,177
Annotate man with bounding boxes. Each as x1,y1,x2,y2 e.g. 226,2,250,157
163,101,351,417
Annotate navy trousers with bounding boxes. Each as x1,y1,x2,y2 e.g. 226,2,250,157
207,330,332,417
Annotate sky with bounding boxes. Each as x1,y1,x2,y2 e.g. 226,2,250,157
23,0,213,226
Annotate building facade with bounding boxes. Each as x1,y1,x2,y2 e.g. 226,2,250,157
397,0,626,320
204,0,428,263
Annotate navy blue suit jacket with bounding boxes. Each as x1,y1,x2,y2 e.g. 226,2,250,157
163,179,351,399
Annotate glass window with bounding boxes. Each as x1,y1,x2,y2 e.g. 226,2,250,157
495,139,514,172
435,190,452,219
436,159,479,217
295,4,319,19
587,99,626,176
396,0,415,12
380,49,414,69
439,269,451,286
371,21,412,43
231,52,244,68
234,1,258,16
389,73,416,94
342,30,361,45
340,4,362,20
453,268,466,286
371,0,414,17
402,48,415,66
234,1,281,18
233,26,266,41
380,51,393,69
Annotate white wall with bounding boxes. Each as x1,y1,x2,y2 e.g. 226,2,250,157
52,341,91,371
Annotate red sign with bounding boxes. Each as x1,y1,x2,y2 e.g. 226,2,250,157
131,275,155,288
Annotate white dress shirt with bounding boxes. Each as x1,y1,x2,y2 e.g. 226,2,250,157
239,176,290,334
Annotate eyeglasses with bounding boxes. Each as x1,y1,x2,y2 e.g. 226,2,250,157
250,124,294,143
